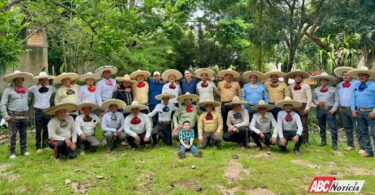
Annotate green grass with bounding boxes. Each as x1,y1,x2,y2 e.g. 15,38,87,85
0,131,375,194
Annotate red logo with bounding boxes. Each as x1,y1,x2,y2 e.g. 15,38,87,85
307,176,335,193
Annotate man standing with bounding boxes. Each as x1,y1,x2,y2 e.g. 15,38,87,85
95,65,118,106
180,70,198,95
148,71,164,113
264,70,290,119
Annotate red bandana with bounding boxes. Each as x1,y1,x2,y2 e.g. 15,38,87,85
131,117,141,125
201,81,208,88
15,87,26,93
169,82,176,89
87,85,96,93
294,83,302,91
342,82,351,88
137,81,145,88
205,113,213,120
285,113,293,122
320,87,328,93
105,79,113,86
186,106,193,113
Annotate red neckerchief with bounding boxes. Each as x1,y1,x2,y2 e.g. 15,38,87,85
342,81,351,88
15,87,26,93
87,85,96,93
205,112,213,120
285,112,293,122
294,83,302,90
201,81,208,88
320,87,328,93
186,106,193,113
131,116,141,125
136,81,145,88
105,79,113,86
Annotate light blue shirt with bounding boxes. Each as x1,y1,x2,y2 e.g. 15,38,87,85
351,81,375,113
313,85,339,111
101,111,124,132
337,79,359,107
242,82,269,106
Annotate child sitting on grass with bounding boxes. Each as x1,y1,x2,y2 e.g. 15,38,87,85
178,121,202,159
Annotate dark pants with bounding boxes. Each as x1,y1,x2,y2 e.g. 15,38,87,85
277,131,303,152
317,107,338,146
103,131,126,150
152,122,172,146
223,126,249,147
221,103,232,133
200,132,222,149
340,107,357,148
357,111,375,155
295,103,309,144
34,110,50,149
48,140,77,159
77,135,100,152
269,107,282,121
8,115,29,155
127,132,151,148
250,131,273,148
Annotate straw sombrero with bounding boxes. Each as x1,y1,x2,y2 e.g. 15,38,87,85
34,71,55,80
95,65,118,75
217,69,240,79
44,103,77,115
264,70,286,79
348,66,375,79
177,92,199,103
285,69,310,79
250,100,274,110
3,70,34,83
123,101,147,113
78,72,101,82
162,69,183,81
53,72,79,84
310,72,337,82
195,68,215,79
100,99,127,110
116,74,136,83
198,99,220,107
224,96,248,106
334,66,354,78
77,100,99,111
242,71,265,82
130,69,151,79
275,97,302,108
155,92,176,100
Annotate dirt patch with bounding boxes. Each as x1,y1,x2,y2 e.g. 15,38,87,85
0,163,19,182
253,151,271,159
171,182,203,192
291,160,320,169
215,184,275,195
224,160,251,182
66,180,92,194
136,173,155,194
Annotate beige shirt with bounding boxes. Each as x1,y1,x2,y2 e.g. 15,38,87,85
264,81,290,103
198,111,223,137
48,116,77,142
132,81,149,105
54,84,79,105
218,80,242,102
289,82,312,110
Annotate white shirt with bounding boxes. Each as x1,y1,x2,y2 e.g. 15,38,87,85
226,109,249,128
29,85,56,109
95,78,117,105
162,82,180,103
276,110,303,138
250,112,277,137
78,85,98,104
48,116,77,142
124,113,152,138
101,111,124,132
75,113,100,136
197,81,220,100
148,102,177,122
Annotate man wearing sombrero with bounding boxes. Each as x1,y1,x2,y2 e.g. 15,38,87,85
195,68,220,101
1,70,33,159
29,71,56,153
311,72,339,150
334,66,359,150
275,97,303,155
264,70,290,119
95,65,118,106
218,69,241,132
78,72,101,104
54,72,79,104
162,69,183,105
130,69,151,105
349,67,375,157
285,69,312,146
113,74,135,106
198,99,223,149
172,92,199,139
222,96,249,150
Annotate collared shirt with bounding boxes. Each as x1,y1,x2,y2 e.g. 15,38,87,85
78,85,98,104
75,113,100,136
148,79,163,105
48,116,77,142
113,85,133,106
313,85,339,111
124,113,152,137
133,81,149,105
173,105,198,128
0,87,29,118
95,78,117,105
101,111,124,132
289,82,312,110
242,82,269,105
218,80,242,102
351,81,375,113
180,78,198,94
162,82,180,104
264,81,290,103
250,112,277,137
179,129,195,145
226,109,249,128
29,85,56,109
277,110,303,138
198,111,223,137
55,84,79,105
148,102,177,122
196,81,220,100
337,79,359,107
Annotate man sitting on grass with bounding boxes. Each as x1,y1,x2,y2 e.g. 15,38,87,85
178,121,202,159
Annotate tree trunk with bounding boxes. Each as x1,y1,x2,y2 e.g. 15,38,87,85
358,48,372,68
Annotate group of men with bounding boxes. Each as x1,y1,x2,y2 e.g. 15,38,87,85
0,65,374,160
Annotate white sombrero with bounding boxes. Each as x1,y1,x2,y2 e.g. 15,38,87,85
3,70,34,82
310,72,337,82
334,66,354,78
250,100,274,110
162,69,183,81
198,99,220,107
130,69,151,79
348,66,375,79
242,71,265,82
123,101,147,113
218,69,240,79
44,103,77,115
101,99,127,110
53,72,79,84
116,74,136,83
224,96,248,106
34,71,55,80
78,72,101,82
195,68,215,79
77,100,99,111
155,92,176,100
264,70,286,79
285,69,310,79
95,65,118,75
177,92,199,103
275,97,302,108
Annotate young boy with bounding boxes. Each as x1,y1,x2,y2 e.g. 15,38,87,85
178,121,202,159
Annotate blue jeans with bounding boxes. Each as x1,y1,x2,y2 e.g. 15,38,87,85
179,144,198,155
317,107,338,146
34,110,50,149
340,107,357,148
357,111,375,155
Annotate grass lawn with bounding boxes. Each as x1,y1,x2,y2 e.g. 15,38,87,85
0,130,374,194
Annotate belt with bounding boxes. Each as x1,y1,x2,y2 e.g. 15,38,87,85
158,121,171,125
8,110,28,116
34,108,45,112
357,108,373,112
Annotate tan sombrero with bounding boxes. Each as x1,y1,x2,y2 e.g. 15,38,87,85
218,69,240,79
95,65,118,75
250,100,274,110
310,72,337,82
224,96,248,106
264,70,286,79
275,97,302,108
3,70,34,82
285,69,310,79
130,69,151,79
123,101,147,112
177,92,199,103
78,72,101,82
198,99,220,107
348,66,375,79
242,71,265,82
155,92,176,100
44,103,77,115
34,71,55,80
116,74,136,83
101,99,127,110
334,66,354,78
195,68,215,79
53,72,79,84
162,69,183,81
77,100,99,111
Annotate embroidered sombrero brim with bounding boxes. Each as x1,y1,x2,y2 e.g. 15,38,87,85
115,76,136,83
275,99,302,108
310,74,337,82
218,69,240,79
285,70,310,79
264,70,286,79
34,72,55,80
348,68,375,79
195,68,215,79
3,71,34,82
224,100,248,106
130,70,151,79
162,69,183,81
334,66,354,78
53,73,79,84
250,104,275,110
198,100,220,107
242,71,265,82
95,65,118,75
123,104,147,113
77,102,99,111
44,103,77,115
78,73,101,82
155,93,176,100
101,99,127,110
177,93,199,103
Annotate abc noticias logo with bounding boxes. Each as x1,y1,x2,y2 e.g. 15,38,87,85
307,176,365,193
